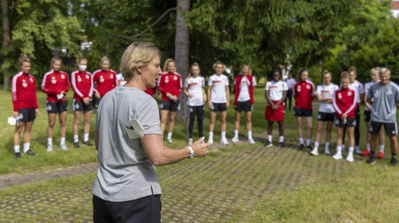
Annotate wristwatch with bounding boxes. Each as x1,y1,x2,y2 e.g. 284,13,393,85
187,146,194,159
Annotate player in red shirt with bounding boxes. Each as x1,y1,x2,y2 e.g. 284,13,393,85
71,57,94,148
158,58,182,144
41,57,70,152
332,72,358,162
92,56,118,109
11,54,39,158
293,68,315,151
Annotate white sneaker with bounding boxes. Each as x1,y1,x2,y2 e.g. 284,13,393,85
207,138,213,145
166,138,174,145
220,137,229,145
60,143,68,151
310,148,319,156
248,137,255,144
346,152,354,162
355,147,362,154
325,148,330,155
231,136,239,143
332,152,343,160
46,144,53,152
188,138,193,146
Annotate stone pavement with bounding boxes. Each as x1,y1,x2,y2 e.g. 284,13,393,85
0,143,356,222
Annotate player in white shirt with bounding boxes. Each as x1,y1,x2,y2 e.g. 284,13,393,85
264,67,288,148
116,72,126,86
232,63,257,144
310,71,339,156
207,61,230,145
184,63,207,146
362,67,385,158
284,73,296,111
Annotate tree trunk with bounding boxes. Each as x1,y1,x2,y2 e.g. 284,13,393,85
2,0,10,89
175,0,190,121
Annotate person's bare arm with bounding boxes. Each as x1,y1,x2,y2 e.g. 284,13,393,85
317,93,332,103
225,85,230,108
366,98,373,106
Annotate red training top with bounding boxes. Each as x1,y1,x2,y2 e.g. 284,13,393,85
92,69,118,97
332,87,358,119
71,70,93,101
158,72,182,101
234,73,255,106
11,72,39,112
293,80,315,109
145,87,157,99
41,70,70,102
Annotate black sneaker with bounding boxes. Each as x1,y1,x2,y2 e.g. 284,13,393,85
264,141,272,147
306,145,313,151
366,156,376,165
278,142,285,148
15,152,21,158
391,158,397,166
25,150,37,156
83,141,93,146
299,144,305,150
74,142,80,148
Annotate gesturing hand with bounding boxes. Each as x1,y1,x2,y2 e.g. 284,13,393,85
191,137,210,158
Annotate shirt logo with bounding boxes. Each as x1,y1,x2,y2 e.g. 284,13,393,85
61,74,65,79
306,84,311,89
110,74,114,79
86,74,90,79
173,76,177,81
22,79,27,88
100,76,104,83
51,76,57,84
125,125,134,130
77,76,82,82
213,80,223,85
165,76,169,83
30,77,34,83
338,93,342,99
242,81,248,85
297,86,301,92
348,91,352,96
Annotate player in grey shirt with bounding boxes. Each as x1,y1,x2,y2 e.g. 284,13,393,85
92,42,210,222
366,68,399,166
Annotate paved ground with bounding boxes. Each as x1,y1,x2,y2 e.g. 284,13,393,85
0,140,357,222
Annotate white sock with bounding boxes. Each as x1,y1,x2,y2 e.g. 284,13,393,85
367,143,370,151
234,130,239,137
221,131,226,138
84,133,89,142
379,145,385,153
248,131,252,138
306,139,311,146
167,132,172,139
279,136,284,142
268,135,272,142
209,132,213,139
299,138,304,144
336,146,342,153
14,145,20,153
60,138,66,144
48,138,52,145
74,135,79,143
23,143,30,153
349,147,354,154
314,142,319,149
325,142,330,149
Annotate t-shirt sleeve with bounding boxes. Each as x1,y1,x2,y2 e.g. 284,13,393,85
359,83,365,94
225,76,229,85
265,82,270,90
138,98,162,135
395,86,399,102
283,82,288,90
252,77,257,86
316,86,321,95
184,79,188,89
208,77,212,86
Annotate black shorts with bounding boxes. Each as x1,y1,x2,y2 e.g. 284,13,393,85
93,195,161,223
46,101,68,113
364,110,371,122
317,112,335,122
210,103,227,112
293,107,313,117
73,99,93,111
18,108,36,122
334,117,356,127
92,96,102,109
160,100,180,111
234,100,253,112
369,120,398,136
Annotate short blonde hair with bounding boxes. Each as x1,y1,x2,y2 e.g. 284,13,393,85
213,61,224,71
100,56,110,66
50,57,62,70
380,67,390,75
120,42,160,83
163,58,175,72
340,71,349,80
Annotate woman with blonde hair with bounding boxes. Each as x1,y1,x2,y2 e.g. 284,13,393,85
92,56,118,109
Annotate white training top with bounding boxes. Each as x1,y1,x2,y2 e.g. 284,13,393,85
208,74,229,103
184,76,205,106
234,76,257,102
348,80,364,103
364,80,379,110
285,78,296,90
265,80,288,101
316,83,339,113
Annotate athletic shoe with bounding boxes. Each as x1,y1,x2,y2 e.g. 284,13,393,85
366,156,376,165
325,148,331,155
264,141,272,147
355,147,362,155
166,138,174,145
25,150,37,156
46,144,53,152
346,153,354,162
248,137,255,144
220,137,229,145
306,145,313,152
310,148,319,156
231,136,239,143
83,141,93,146
278,142,285,148
60,143,68,151
207,138,213,145
74,142,80,148
391,158,397,166
188,138,193,146
15,152,21,159
377,151,384,159
361,149,371,157
332,152,343,160
299,144,305,150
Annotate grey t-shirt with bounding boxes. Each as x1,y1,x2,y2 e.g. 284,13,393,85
367,81,399,123
92,86,162,202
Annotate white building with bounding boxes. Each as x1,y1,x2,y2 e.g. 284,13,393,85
391,1,399,18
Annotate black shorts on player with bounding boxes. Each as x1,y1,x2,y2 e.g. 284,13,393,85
364,110,371,122
92,96,102,109
234,100,253,112
18,108,36,122
293,107,313,117
317,112,334,122
160,100,180,111
369,120,398,136
73,99,93,111
46,101,69,113
334,117,356,127
210,103,227,112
